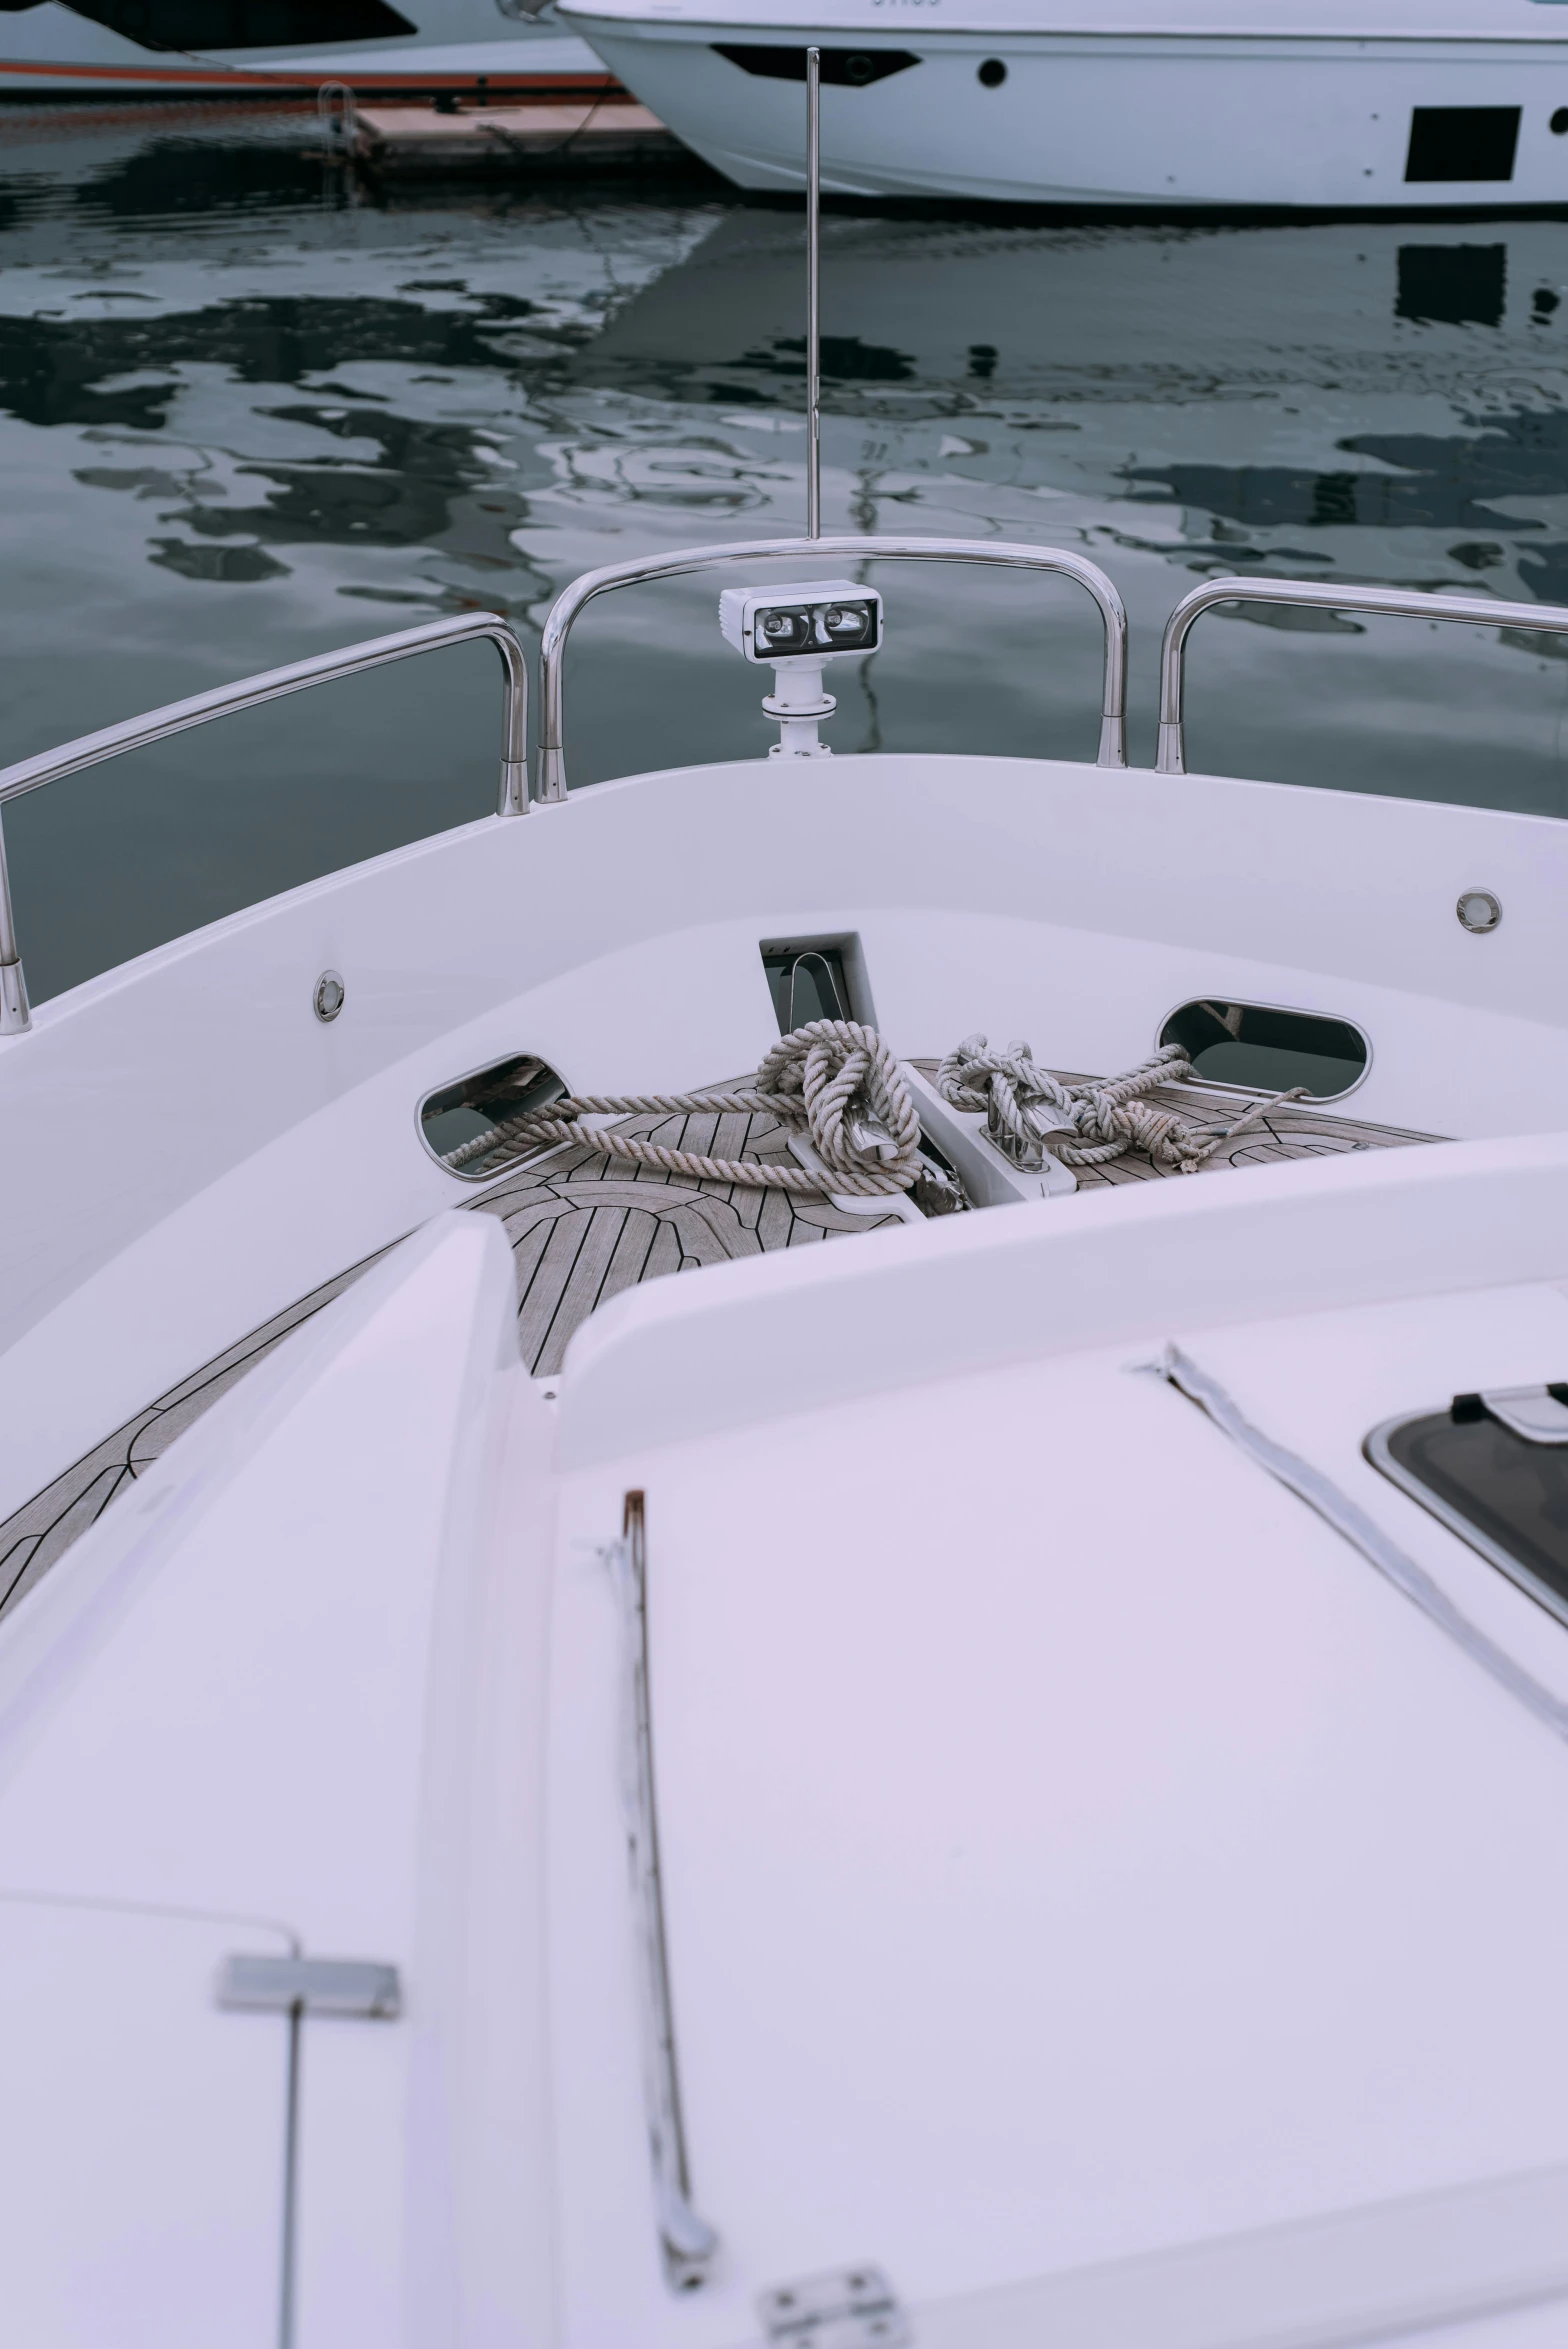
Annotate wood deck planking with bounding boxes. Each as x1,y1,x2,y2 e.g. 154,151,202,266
0,1070,1432,1617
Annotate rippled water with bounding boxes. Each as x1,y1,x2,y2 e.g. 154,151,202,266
5,102,1568,1000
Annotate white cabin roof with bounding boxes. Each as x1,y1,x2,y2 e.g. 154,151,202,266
6,1116,1568,2342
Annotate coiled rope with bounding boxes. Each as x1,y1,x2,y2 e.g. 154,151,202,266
442,1019,923,1196
442,1019,1305,1195
935,1033,1305,1175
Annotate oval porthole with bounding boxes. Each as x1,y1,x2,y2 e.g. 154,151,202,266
1159,1000,1369,1099
419,1053,568,1181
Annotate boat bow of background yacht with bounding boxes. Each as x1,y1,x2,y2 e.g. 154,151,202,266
559,0,1568,207
0,0,605,99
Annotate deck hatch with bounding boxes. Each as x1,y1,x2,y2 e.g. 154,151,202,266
1367,1395,1568,1629
1158,1000,1367,1099
1405,108,1521,183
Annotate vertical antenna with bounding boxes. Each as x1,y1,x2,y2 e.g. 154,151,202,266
806,44,821,539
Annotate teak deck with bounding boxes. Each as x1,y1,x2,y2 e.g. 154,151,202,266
0,1078,1428,1619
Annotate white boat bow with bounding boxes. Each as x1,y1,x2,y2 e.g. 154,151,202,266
4,539,1568,2344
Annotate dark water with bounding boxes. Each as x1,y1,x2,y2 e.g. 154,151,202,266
6,105,1568,1002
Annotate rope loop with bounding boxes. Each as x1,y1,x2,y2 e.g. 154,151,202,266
443,1018,924,1195
936,1032,1305,1175
442,1021,1307,1196
755,1018,923,1189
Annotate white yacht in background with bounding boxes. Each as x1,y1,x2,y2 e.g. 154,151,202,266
559,0,1568,207
8,529,1568,2343
0,0,604,99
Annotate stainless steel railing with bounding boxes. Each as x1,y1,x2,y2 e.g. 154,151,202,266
0,610,529,1035
1156,575,1568,774
535,535,1130,801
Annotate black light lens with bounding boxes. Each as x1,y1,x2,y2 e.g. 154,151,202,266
817,600,877,648
755,606,814,653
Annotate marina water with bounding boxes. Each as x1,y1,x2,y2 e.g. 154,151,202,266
4,100,1568,999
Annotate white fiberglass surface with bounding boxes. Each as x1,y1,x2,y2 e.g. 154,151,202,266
548,1301,1568,2344
1394,2304,1568,2349
567,0,1566,29
0,1903,290,2349
0,1213,531,2346
5,747,1568,1521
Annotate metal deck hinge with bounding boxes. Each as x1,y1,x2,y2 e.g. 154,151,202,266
217,1954,401,2018
758,2265,910,2349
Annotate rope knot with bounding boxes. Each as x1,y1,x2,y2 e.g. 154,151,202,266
757,1018,923,1191
936,1034,1304,1177
935,1032,1077,1170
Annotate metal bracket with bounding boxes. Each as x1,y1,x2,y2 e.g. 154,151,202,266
217,1954,401,2018
758,2266,910,2348
902,1063,1078,1206
1471,1385,1568,1445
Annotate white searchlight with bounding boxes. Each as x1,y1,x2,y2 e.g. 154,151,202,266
718,578,883,759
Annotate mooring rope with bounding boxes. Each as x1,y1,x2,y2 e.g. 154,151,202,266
442,1019,1306,1196
935,1033,1305,1175
442,1018,923,1195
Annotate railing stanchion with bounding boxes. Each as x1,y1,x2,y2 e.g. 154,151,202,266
0,809,29,1037
0,612,532,1035
805,46,821,541
1157,574,1568,775
536,534,1129,799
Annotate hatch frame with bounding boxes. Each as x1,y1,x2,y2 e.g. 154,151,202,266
1366,1403,1568,1635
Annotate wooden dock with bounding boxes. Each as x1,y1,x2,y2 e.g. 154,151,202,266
350,97,686,176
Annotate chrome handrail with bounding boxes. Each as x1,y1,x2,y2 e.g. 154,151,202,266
0,610,529,1037
535,535,1130,800
1156,575,1568,775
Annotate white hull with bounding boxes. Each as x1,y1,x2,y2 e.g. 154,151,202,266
563,0,1568,206
12,546,1568,2338
0,0,604,96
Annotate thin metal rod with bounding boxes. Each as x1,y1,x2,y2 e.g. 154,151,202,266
1157,1345,1568,1748
536,533,1130,797
0,609,530,815
1157,574,1568,775
806,46,821,540
616,1491,719,2292
278,1999,303,2349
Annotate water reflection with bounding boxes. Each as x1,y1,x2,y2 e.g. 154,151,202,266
1395,244,1507,329
5,106,1568,999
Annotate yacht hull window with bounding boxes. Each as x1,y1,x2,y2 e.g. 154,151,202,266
1368,1395,1568,1630
712,45,920,86
1405,107,1521,183
1158,1001,1368,1099
57,0,417,51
